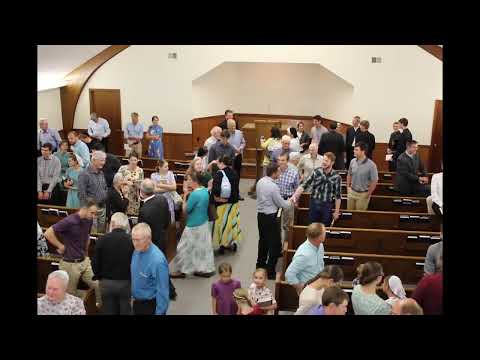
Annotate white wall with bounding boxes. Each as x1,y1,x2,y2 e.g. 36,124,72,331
74,45,442,144
38,88,63,130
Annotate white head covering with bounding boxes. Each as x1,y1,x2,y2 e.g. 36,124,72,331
388,275,406,299
73,152,84,168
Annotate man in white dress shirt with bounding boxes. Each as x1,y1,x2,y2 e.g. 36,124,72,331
426,167,443,216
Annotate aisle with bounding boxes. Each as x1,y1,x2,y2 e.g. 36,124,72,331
167,179,276,315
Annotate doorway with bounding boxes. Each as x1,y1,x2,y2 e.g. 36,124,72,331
89,89,123,155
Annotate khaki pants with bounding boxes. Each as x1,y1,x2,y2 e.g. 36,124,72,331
127,142,142,157
281,203,294,244
59,257,101,304
347,189,371,211
426,195,434,215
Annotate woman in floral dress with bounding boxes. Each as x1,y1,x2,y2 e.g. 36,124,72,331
117,152,144,216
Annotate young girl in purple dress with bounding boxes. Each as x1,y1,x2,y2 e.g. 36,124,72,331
211,263,241,315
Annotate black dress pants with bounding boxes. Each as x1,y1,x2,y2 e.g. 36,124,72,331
133,298,157,315
346,147,354,170
100,279,132,315
233,153,242,178
256,213,281,276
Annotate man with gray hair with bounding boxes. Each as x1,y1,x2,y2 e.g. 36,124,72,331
204,126,222,152
88,112,111,152
38,118,62,153
131,223,170,315
227,119,246,181
106,173,130,220
38,270,86,315
92,212,134,315
78,150,108,233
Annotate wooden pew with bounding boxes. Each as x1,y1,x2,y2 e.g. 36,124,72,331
294,207,441,232
37,289,97,315
335,170,433,184
298,194,428,213
288,225,440,257
116,156,191,171
143,168,186,183
283,250,425,284
337,182,427,197
274,280,416,315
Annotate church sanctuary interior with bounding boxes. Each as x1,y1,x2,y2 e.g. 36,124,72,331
37,45,443,316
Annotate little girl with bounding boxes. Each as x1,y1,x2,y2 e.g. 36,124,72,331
248,268,278,315
211,263,241,315
383,275,407,307
233,288,264,315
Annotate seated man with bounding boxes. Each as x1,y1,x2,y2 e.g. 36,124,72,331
307,286,349,315
37,142,61,205
427,169,443,216
394,140,430,196
285,223,325,294
37,270,86,315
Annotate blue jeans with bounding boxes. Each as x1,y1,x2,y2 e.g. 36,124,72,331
308,199,333,226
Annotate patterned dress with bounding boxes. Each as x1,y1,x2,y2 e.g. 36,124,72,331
147,124,164,159
150,171,176,222
117,165,144,216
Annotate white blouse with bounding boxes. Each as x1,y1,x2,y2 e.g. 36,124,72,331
295,286,325,315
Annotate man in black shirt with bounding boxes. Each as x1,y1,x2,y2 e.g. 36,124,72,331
91,143,121,188
394,117,413,166
387,121,402,171
218,109,238,130
92,212,134,315
356,120,376,159
318,122,346,170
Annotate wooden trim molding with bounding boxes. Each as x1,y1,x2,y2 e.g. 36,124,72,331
418,45,443,61
59,45,130,133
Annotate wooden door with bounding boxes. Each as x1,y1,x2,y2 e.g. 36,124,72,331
89,89,123,155
429,100,443,173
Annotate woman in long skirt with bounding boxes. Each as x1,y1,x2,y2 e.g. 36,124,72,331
170,171,215,278
146,115,164,159
212,155,242,254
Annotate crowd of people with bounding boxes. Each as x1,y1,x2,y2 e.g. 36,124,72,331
37,110,443,315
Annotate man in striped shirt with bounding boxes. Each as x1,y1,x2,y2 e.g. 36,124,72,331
291,152,342,226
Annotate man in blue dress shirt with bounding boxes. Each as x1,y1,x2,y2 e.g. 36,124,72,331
124,112,144,157
68,131,90,169
285,222,326,294
131,223,170,315
88,113,111,152
38,118,62,152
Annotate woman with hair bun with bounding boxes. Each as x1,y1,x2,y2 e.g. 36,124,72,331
351,262,391,315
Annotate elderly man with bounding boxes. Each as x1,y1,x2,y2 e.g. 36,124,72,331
271,135,292,163
310,115,329,146
131,223,170,315
391,298,423,315
275,153,300,243
297,143,323,181
256,164,294,280
68,130,90,169
91,143,121,188
345,116,361,168
92,212,134,315
106,173,130,220
394,140,430,196
88,112,111,152
38,270,86,315
204,126,222,152
124,112,144,157
208,129,236,173
37,142,61,204
346,142,379,211
43,198,101,305
291,152,342,226
78,150,108,233
38,118,62,152
227,119,246,177
285,223,326,294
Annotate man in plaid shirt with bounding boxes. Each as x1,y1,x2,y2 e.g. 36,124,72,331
275,153,300,243
291,152,342,226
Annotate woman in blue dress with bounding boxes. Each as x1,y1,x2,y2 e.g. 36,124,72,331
147,115,164,159
64,154,82,208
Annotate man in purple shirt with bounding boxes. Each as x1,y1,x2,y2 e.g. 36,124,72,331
308,286,349,315
43,198,101,305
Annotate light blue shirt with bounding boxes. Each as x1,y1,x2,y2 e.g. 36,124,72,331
38,128,62,151
285,240,324,285
131,243,170,315
228,130,246,153
88,118,111,139
124,122,144,141
71,140,90,169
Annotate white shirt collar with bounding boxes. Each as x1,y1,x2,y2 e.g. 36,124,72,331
143,194,156,203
